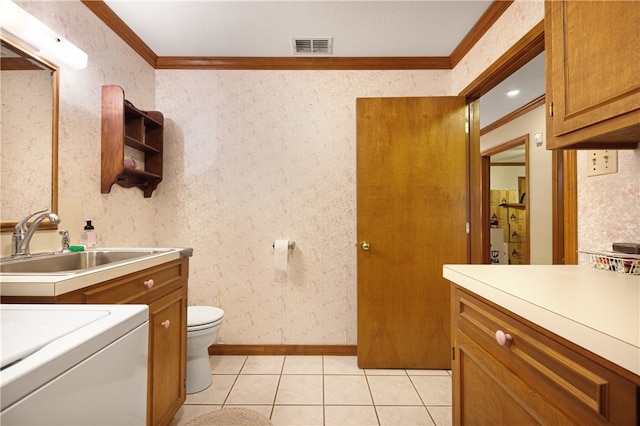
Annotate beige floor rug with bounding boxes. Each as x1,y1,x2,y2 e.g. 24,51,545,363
185,407,273,425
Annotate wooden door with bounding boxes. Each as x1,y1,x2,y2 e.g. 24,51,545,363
356,97,468,369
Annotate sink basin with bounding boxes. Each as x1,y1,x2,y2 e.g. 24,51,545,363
0,250,167,274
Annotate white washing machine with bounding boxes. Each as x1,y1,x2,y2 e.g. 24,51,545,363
1,304,149,425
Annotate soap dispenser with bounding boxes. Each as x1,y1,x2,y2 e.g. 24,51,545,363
82,220,97,248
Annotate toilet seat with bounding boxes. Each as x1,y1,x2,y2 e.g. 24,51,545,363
187,306,224,332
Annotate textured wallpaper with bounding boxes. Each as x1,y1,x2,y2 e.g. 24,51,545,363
154,70,450,344
151,0,554,345
452,0,545,93
577,150,640,256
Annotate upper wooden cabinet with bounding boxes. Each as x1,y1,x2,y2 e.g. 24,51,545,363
101,85,164,197
545,1,640,149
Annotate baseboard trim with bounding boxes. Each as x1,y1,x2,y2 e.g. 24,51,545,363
208,344,357,356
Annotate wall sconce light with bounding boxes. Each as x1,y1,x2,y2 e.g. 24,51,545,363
0,0,88,69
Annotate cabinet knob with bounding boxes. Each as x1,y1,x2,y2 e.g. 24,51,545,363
495,330,513,346
144,279,154,289
161,320,171,329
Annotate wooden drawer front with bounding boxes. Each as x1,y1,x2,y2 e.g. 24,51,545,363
83,259,186,304
453,287,637,424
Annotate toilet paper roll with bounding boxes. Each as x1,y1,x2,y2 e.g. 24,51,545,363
274,239,289,272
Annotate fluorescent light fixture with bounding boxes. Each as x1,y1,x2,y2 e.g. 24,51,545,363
0,0,87,69
506,89,520,97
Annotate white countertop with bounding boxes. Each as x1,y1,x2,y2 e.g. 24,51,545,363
0,248,187,297
443,264,640,376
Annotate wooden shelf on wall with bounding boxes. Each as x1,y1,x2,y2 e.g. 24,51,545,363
499,203,526,209
101,85,164,198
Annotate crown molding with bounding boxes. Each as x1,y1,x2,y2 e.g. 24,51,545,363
155,56,452,70
83,0,511,70
81,0,158,67
450,0,513,68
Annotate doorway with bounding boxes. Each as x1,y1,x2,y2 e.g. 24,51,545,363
461,22,578,265
483,135,530,264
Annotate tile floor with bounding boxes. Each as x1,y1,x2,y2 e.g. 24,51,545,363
170,355,452,426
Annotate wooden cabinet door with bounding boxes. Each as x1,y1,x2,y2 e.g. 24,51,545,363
147,286,187,426
454,329,578,426
545,1,640,148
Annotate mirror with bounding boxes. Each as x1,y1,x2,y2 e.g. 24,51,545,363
0,36,58,232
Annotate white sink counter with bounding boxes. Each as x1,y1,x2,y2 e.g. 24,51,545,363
0,248,189,297
443,264,640,376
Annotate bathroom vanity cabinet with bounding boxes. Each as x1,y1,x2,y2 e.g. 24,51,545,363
3,258,188,426
101,85,164,197
451,285,639,425
545,0,640,149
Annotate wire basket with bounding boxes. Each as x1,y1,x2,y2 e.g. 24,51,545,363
580,251,640,275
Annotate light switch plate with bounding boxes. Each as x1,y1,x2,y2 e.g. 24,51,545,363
587,150,617,177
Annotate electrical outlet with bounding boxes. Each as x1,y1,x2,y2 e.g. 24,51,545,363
587,150,617,177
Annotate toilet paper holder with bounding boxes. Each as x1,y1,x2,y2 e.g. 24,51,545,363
273,240,296,250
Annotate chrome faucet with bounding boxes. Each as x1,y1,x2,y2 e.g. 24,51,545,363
59,229,71,253
12,209,61,257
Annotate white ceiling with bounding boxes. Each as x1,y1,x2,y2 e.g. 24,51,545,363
491,144,526,163
479,52,545,129
103,0,493,57
102,0,545,127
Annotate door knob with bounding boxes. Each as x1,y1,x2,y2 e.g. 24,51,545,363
360,241,371,251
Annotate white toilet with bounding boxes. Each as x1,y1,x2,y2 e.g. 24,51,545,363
186,305,224,394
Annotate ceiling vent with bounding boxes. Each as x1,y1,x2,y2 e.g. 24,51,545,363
292,37,333,55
